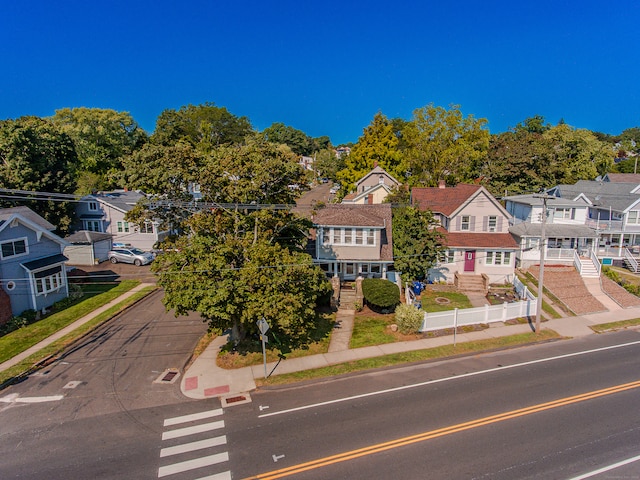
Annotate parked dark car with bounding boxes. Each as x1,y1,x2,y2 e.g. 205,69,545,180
108,247,155,266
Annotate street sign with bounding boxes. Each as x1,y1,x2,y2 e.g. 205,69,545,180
260,334,269,343
257,318,269,335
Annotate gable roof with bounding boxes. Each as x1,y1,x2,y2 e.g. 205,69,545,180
411,183,509,218
603,173,640,183
0,207,67,246
84,190,146,213
65,230,113,244
355,166,400,188
0,206,55,231
549,181,640,212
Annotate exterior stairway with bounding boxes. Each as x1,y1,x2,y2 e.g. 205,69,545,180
577,256,599,278
338,287,357,309
455,273,488,295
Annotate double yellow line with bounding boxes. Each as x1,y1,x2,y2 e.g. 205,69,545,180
244,379,640,479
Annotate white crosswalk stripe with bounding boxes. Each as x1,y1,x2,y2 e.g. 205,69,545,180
158,407,231,479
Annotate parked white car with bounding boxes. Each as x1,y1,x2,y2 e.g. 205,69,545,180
108,247,155,266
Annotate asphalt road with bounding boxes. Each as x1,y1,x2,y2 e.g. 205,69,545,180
224,330,640,479
0,289,217,480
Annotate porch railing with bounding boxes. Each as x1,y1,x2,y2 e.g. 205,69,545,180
623,247,639,273
590,248,602,277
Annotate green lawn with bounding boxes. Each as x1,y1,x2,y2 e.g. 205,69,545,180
0,280,141,364
350,316,397,348
419,290,473,312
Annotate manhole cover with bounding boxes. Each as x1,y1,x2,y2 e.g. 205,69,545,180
154,368,180,384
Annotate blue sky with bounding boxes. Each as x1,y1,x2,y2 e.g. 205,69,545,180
1,0,639,145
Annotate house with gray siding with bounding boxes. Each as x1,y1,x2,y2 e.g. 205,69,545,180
0,207,69,322
76,190,169,250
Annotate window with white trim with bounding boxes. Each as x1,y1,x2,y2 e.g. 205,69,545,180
485,251,511,266
84,220,101,232
488,216,497,232
88,201,98,211
117,221,130,233
1,238,28,259
461,215,470,231
627,211,640,225
344,228,352,244
553,207,574,220
355,229,363,245
322,228,329,244
365,229,375,245
34,266,64,295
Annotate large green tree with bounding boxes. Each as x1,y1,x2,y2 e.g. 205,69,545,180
0,116,77,232
51,107,147,193
153,212,330,347
313,148,345,181
392,206,444,282
200,136,305,205
151,102,253,153
336,112,405,193
403,104,489,187
542,123,614,184
262,122,314,156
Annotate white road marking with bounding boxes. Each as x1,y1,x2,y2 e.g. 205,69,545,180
566,453,640,479
272,454,285,462
160,435,227,457
0,394,64,403
157,452,229,477
162,420,225,440
163,408,223,426
259,340,640,418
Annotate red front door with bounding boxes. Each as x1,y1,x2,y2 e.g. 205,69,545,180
464,251,476,272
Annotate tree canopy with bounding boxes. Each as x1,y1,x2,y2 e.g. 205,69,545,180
392,205,444,282
336,112,405,193
51,107,148,194
0,116,77,232
403,104,490,187
151,102,253,153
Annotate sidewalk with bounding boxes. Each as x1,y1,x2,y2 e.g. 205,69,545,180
180,304,640,400
0,283,155,373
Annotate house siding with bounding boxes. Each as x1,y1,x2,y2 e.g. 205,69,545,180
0,221,68,316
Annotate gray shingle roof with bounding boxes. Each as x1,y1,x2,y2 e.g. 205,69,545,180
0,206,55,231
550,181,640,212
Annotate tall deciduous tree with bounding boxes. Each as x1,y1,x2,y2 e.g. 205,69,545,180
543,124,614,184
336,112,405,193
200,136,305,205
0,116,77,233
403,104,489,187
151,102,253,153
51,107,147,193
152,212,330,347
392,206,444,282
262,122,314,156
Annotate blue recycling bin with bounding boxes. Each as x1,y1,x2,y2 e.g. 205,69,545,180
412,281,423,295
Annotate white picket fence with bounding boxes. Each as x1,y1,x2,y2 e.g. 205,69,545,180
420,300,537,332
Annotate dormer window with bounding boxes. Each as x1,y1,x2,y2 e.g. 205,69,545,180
88,201,98,211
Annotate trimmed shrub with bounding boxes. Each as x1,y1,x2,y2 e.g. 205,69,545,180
361,278,400,310
394,303,424,334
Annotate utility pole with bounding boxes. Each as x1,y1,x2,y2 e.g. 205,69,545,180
533,193,554,333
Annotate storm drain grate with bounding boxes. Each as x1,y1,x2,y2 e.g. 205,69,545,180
221,393,252,407
154,368,180,384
